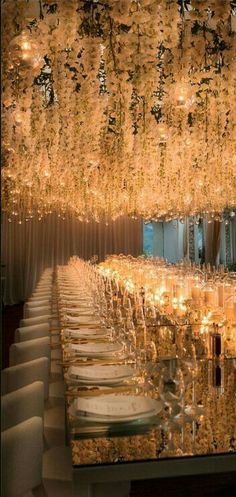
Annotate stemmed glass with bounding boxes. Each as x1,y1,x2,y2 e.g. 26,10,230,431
180,345,203,418
135,340,157,395
124,318,136,361
158,360,186,450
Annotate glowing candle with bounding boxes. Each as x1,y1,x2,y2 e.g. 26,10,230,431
205,289,217,306
192,285,201,301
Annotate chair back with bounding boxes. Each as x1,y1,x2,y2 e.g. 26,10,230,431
1,357,50,399
9,337,50,366
2,417,43,497
15,323,50,342
2,381,44,431
24,305,51,319
20,314,50,327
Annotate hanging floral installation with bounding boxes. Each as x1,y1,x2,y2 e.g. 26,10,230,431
1,0,236,223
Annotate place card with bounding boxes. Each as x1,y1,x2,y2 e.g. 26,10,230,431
74,395,161,418
69,364,134,380
69,342,123,354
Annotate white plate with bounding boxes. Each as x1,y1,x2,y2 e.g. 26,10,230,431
64,328,110,339
60,293,92,301
61,303,94,309
65,315,101,326
69,395,162,423
64,308,96,316
68,342,123,357
69,364,134,380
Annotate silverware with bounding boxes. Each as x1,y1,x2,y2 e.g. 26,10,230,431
66,385,139,397
58,358,133,367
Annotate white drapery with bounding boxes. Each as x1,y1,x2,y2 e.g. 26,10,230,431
2,214,143,305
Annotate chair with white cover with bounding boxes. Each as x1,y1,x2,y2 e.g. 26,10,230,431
20,315,51,327
1,357,50,400
25,299,51,307
33,287,52,295
36,277,51,282
35,280,52,288
14,323,50,342
35,277,51,283
35,280,52,286
29,292,52,300
40,267,52,275
1,381,44,431
9,337,50,366
2,417,44,497
23,300,51,318
24,305,51,319
14,322,62,372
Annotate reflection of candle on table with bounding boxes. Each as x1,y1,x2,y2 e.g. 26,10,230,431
210,324,222,358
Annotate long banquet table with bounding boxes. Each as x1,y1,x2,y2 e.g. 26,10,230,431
53,261,236,497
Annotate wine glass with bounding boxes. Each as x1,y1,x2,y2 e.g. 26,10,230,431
124,318,136,360
158,364,182,450
181,345,204,418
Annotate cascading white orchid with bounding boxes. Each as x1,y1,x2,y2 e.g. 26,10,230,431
1,0,236,223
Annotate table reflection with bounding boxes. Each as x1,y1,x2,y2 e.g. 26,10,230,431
68,358,236,467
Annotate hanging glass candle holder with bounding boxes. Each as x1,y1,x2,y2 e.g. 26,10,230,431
9,30,43,72
174,80,195,109
156,122,170,143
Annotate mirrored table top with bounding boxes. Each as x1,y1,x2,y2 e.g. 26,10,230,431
66,357,236,468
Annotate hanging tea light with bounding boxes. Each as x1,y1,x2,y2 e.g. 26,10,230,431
157,122,170,143
13,110,24,125
9,30,43,71
174,80,195,109
2,1,235,222
183,193,192,206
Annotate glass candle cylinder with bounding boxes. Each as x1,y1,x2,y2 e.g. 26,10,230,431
224,297,236,323
191,284,202,302
204,285,218,307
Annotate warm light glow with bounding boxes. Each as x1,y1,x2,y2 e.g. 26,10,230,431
21,41,31,50
1,1,236,221
97,255,235,348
